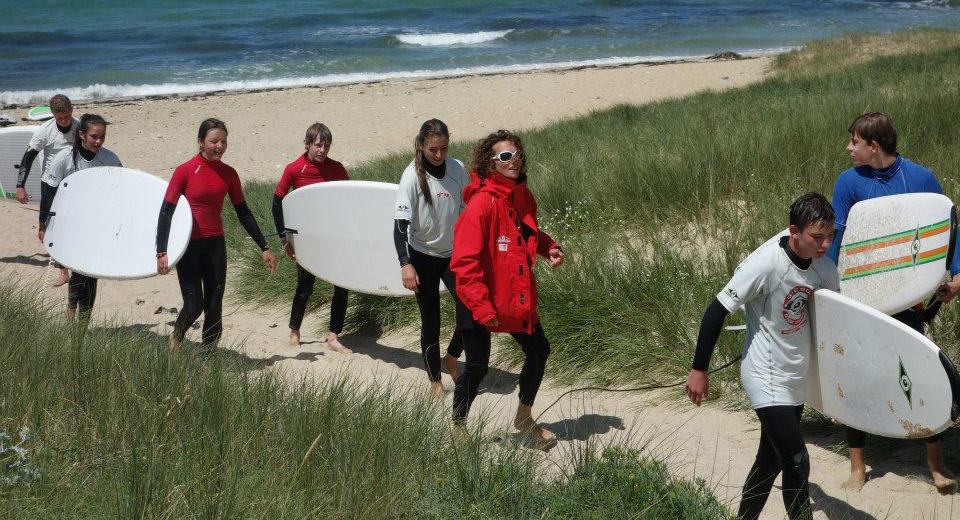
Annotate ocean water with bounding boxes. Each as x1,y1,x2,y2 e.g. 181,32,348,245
3,0,960,104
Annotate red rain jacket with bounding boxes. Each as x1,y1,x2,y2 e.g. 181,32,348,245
451,171,560,334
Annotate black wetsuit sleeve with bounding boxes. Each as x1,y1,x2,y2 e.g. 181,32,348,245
156,200,176,253
234,202,269,251
691,298,730,371
272,194,286,237
394,219,410,265
16,148,40,188
38,183,56,231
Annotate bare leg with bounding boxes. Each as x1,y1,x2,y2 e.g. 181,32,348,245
841,447,867,492
65,306,76,324
169,334,181,353
289,329,301,348
53,268,70,287
327,331,352,353
430,380,444,397
443,352,459,380
514,403,556,445
927,441,957,492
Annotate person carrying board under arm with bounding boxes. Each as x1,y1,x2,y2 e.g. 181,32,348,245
41,113,122,330
686,193,839,520
16,94,78,288
828,112,960,493
271,123,352,353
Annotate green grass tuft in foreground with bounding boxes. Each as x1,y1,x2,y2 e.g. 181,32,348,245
228,28,960,398
0,284,732,519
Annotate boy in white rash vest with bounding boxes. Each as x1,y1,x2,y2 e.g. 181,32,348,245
685,192,839,520
16,94,79,287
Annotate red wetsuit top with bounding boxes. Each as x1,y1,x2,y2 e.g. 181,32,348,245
274,153,349,196
164,154,245,240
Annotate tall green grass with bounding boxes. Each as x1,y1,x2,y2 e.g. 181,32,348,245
0,284,733,519
228,29,960,395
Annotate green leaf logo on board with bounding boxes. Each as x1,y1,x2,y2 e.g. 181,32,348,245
911,225,921,266
899,357,913,409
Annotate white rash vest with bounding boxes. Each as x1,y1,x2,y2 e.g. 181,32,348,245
28,117,79,183
394,158,467,258
717,237,840,409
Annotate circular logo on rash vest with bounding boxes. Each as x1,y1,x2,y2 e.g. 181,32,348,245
781,285,813,334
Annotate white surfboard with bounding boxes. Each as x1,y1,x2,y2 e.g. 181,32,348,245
43,167,193,279
27,106,53,121
808,289,960,438
284,180,428,297
0,126,43,202
839,193,954,315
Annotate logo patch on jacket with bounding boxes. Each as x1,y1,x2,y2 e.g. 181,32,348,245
497,235,510,251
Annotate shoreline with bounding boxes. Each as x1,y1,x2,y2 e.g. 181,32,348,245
2,54,774,180
0,51,783,110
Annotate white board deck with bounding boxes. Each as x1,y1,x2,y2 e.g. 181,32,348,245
284,180,427,297
808,289,959,438
44,167,193,279
839,193,953,315
0,126,43,202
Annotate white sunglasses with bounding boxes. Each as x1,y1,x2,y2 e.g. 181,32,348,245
491,150,523,162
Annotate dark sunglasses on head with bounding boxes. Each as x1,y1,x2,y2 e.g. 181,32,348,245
492,150,523,162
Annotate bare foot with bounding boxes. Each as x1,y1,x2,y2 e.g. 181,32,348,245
52,268,70,287
451,422,470,444
327,333,352,354
65,306,76,324
430,380,444,397
514,404,557,447
443,353,459,380
930,460,957,493
841,468,866,492
169,335,181,354
289,329,301,348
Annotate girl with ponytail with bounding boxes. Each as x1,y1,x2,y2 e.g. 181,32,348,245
40,113,123,328
393,119,469,396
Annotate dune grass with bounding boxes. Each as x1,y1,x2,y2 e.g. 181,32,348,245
227,29,960,398
0,284,733,519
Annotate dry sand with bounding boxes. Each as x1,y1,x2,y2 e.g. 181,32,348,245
3,56,959,519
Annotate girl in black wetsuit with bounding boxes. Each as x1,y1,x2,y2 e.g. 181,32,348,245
393,119,469,396
156,118,276,352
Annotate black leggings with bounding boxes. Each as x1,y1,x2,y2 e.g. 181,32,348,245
846,307,939,447
453,321,550,422
409,248,465,381
173,236,227,346
289,265,347,334
67,272,97,319
738,405,811,520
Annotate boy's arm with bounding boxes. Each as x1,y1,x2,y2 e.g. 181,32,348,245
686,298,730,406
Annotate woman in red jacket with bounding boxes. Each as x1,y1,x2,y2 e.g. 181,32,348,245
450,129,564,444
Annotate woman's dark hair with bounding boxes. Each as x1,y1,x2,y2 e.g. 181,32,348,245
789,192,835,230
72,113,107,168
470,129,527,181
414,119,449,206
198,118,228,142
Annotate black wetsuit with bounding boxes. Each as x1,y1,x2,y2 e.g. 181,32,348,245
393,160,466,381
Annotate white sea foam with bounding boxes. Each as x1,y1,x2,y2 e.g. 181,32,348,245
395,30,512,46
0,49,794,106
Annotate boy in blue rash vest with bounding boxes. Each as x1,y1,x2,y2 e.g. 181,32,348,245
686,192,839,520
828,112,960,493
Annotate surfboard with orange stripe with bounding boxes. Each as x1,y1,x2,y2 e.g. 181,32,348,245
837,193,954,315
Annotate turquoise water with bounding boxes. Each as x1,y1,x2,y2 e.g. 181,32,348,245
3,0,960,104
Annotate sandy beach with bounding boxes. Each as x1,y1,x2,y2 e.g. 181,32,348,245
3,57,959,519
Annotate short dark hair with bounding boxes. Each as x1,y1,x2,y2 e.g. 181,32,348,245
790,192,834,230
848,112,897,155
49,94,71,113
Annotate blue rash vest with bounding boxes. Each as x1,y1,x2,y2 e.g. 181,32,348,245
827,155,960,276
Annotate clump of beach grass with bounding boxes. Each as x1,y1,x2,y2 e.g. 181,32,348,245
0,284,733,519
